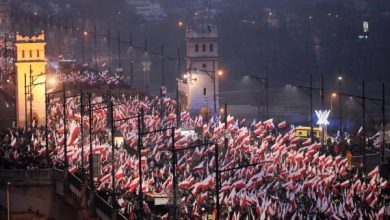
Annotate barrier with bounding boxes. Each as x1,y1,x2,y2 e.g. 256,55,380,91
68,173,83,202
95,194,113,220
0,168,53,184
351,152,380,172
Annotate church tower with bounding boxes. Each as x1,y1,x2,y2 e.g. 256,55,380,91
179,24,219,115
14,31,47,127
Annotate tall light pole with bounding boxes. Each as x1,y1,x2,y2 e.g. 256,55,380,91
330,93,337,114
338,72,343,137
7,181,10,220
212,60,217,114
244,67,269,120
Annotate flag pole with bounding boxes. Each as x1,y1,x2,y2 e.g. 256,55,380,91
88,93,94,190
171,127,177,220
63,82,68,168
362,80,366,172
138,108,144,218
80,90,84,180
310,74,314,143
110,101,117,209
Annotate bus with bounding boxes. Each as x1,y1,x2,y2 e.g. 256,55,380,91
294,126,322,139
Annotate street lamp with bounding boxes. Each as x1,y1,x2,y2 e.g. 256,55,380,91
25,67,49,128
338,73,343,137
244,67,269,120
330,92,337,113
7,181,10,220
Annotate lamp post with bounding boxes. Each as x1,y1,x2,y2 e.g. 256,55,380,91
244,67,269,120
25,69,48,128
330,93,337,113
338,73,343,137
7,181,10,220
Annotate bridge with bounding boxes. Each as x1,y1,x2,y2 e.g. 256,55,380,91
0,151,387,220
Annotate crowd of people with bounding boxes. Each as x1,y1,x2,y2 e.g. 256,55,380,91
1,90,389,219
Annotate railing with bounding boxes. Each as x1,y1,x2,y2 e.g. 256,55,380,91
68,173,83,191
0,168,53,184
117,212,128,220
95,193,113,220
352,152,380,172
68,173,84,202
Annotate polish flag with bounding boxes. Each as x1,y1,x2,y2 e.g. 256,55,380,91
302,138,312,146
380,180,388,189
69,165,78,174
115,166,124,181
203,124,209,134
160,213,169,220
340,180,350,188
226,115,235,127
277,121,287,129
368,166,379,179
263,118,274,129
193,161,204,172
263,134,273,143
67,122,81,146
357,126,364,137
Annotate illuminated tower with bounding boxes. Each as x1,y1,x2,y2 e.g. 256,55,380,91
14,31,47,127
180,24,219,114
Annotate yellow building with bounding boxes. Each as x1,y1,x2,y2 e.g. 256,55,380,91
14,31,47,127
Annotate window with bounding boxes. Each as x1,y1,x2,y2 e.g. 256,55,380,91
202,63,207,68
210,44,213,52
22,50,25,58
37,50,40,58
202,44,206,52
195,44,198,52
29,50,32,58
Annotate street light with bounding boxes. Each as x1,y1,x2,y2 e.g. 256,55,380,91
338,73,343,137
178,21,183,27
330,92,337,113
48,77,56,86
7,181,10,220
244,67,269,120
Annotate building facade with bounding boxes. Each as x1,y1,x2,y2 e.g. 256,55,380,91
14,32,47,127
179,25,219,115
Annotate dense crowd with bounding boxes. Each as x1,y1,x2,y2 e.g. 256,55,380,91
1,91,389,219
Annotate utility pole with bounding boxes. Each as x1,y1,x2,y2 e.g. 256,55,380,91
310,74,314,142
265,66,269,119
176,48,181,127
171,127,177,220
338,69,343,137
129,33,134,87
362,81,366,172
